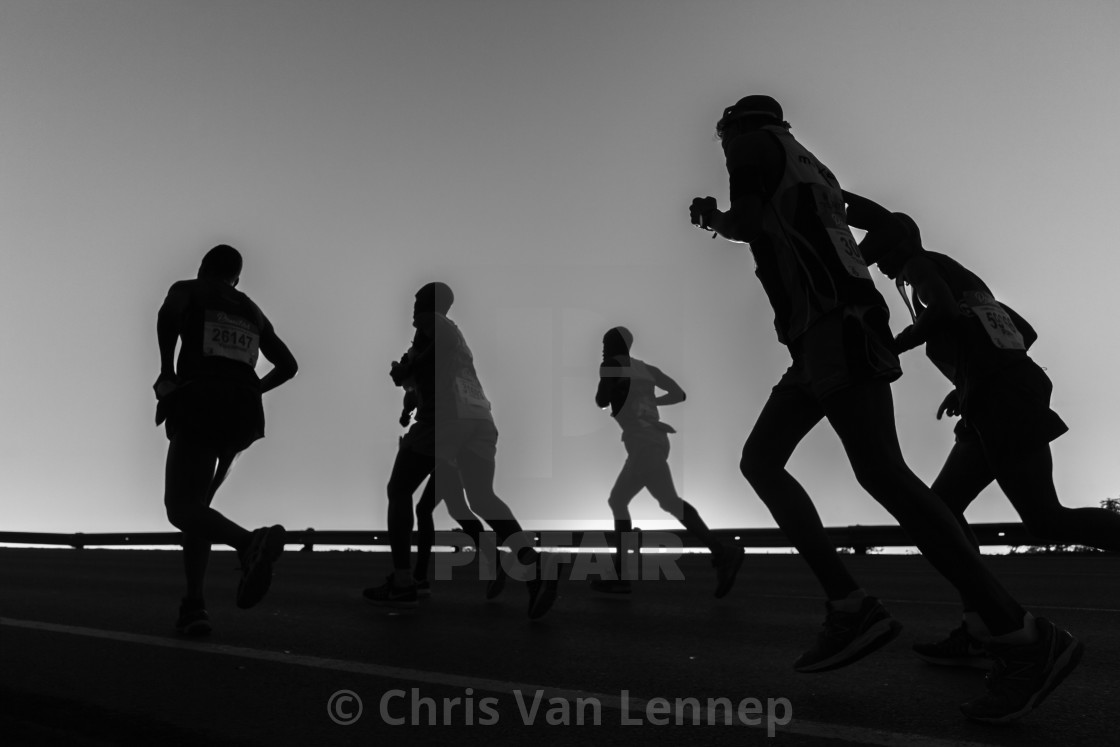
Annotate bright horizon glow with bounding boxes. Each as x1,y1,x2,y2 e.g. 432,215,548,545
2,1,1119,539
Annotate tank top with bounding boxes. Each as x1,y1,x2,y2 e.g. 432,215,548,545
906,252,1030,390
742,126,886,344
173,279,264,389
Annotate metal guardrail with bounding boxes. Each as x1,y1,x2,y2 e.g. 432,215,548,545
0,523,1040,555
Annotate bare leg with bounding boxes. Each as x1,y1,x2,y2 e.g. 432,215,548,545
164,437,250,601
824,382,1026,635
997,446,1120,552
741,384,860,600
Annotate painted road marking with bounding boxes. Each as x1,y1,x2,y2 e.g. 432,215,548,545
3,616,999,747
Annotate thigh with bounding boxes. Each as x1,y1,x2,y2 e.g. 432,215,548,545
930,427,995,514
823,380,907,474
992,445,1063,523
415,475,437,515
164,434,220,508
742,372,824,468
610,446,658,504
388,439,434,499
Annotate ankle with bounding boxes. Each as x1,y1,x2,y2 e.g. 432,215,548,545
829,589,868,614
962,611,993,640
989,613,1038,645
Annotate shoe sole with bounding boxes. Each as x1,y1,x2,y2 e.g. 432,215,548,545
714,549,745,599
795,617,903,673
176,620,212,637
914,652,992,670
963,636,1085,724
237,526,287,609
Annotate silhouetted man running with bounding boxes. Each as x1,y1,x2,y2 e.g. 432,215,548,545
689,95,1081,723
364,282,558,618
593,326,744,595
395,345,485,596
848,198,1114,669
156,244,298,636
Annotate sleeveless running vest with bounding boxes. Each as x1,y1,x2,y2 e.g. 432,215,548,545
905,252,1030,388
604,356,676,439
743,126,885,344
174,279,264,388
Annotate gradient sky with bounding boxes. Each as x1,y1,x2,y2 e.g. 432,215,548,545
2,0,1118,537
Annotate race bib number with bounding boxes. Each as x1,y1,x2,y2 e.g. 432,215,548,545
203,311,260,366
812,186,872,280
454,375,491,412
961,292,1025,350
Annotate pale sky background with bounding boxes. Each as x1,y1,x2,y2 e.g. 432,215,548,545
2,0,1118,539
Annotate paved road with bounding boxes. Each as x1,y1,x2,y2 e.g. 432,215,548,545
1,548,1117,746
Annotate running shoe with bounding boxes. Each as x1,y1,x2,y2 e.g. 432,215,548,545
236,524,287,609
960,617,1083,724
363,574,419,608
590,579,632,594
913,623,992,669
175,597,212,637
794,596,902,673
527,553,559,620
713,544,745,599
413,578,432,598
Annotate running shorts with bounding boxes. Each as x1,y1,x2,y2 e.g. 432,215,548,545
780,305,902,400
956,360,1068,464
401,418,499,463
163,379,264,453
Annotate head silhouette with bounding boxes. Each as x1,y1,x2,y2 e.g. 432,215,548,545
415,282,454,315
198,244,242,284
603,326,634,358
716,95,789,140
872,213,923,279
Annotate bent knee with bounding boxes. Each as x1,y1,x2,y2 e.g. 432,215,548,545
607,492,631,515
740,446,778,485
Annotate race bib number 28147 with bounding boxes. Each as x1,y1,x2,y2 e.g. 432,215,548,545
203,311,260,366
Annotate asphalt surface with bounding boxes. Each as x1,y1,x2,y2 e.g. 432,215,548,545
1,547,1117,746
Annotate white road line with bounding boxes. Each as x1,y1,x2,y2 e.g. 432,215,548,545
746,594,1120,614
2,616,997,747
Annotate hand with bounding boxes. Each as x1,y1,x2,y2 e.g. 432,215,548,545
936,390,960,420
689,196,718,229
153,374,178,400
892,325,918,354
390,360,406,386
399,409,413,427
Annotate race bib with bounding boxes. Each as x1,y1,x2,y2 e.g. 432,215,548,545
961,292,1025,350
454,374,491,414
203,310,260,366
812,186,872,280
